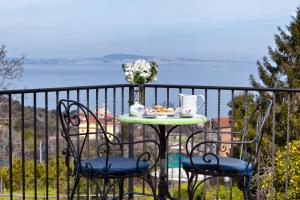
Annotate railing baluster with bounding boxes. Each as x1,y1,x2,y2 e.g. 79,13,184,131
76,89,80,199
121,87,124,115
86,89,90,199
142,88,146,194
8,94,13,200
178,87,182,199
66,90,70,200
96,89,99,148
240,90,248,159
191,88,195,150
244,90,249,200
154,87,158,195
95,88,100,199
167,88,169,107
55,91,60,200
216,89,221,199
33,92,37,200
203,88,208,198
104,88,108,199
45,92,49,200
230,90,234,199
128,86,135,199
21,93,25,200
104,88,107,133
257,93,262,200
271,93,276,199
121,87,124,157
113,88,116,198
166,88,169,186
285,93,291,198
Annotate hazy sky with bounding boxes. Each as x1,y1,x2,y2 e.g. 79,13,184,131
1,0,299,61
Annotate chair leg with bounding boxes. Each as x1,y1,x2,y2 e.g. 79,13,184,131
143,173,157,199
184,169,196,200
242,176,252,200
101,178,110,200
118,178,125,200
185,170,214,200
70,173,81,200
95,181,99,200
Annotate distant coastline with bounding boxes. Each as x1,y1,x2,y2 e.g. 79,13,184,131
22,53,254,65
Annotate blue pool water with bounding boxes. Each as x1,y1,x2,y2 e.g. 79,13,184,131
168,153,186,169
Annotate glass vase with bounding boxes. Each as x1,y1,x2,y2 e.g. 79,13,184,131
139,84,145,105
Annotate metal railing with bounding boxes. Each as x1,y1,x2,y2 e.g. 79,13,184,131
0,83,299,199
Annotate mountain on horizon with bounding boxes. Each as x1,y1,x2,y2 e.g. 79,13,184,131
102,53,155,60
23,53,253,65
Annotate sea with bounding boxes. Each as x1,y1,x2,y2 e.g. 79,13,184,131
8,62,258,117
12,63,257,88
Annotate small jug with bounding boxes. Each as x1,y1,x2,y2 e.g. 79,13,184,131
179,94,205,115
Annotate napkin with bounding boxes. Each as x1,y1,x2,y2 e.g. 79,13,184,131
156,115,168,119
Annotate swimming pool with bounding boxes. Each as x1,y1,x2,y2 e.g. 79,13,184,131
151,153,203,181
168,153,186,169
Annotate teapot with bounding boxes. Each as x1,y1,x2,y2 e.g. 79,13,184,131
129,102,145,117
179,94,205,115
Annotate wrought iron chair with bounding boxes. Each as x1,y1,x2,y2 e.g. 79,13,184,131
58,99,159,200
182,99,273,200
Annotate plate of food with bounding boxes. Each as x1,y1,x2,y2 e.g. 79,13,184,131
143,115,156,118
152,105,176,116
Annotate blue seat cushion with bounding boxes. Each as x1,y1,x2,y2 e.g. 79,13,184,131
80,157,149,176
182,155,252,176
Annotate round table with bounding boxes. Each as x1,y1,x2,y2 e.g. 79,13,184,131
118,114,208,200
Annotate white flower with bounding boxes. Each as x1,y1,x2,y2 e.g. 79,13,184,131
122,59,158,84
140,72,149,78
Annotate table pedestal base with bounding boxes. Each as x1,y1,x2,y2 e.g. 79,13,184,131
158,177,175,200
150,125,179,200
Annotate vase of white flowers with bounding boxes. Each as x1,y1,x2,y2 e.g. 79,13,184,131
122,59,158,104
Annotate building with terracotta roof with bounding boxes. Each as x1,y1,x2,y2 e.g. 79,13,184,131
211,117,232,156
78,104,119,140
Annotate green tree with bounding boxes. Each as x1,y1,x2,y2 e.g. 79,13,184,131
0,45,24,88
249,7,300,144
228,6,300,199
260,140,300,199
250,7,300,89
227,93,274,159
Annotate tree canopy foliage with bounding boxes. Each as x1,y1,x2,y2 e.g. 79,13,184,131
250,7,300,89
0,45,24,88
228,6,300,198
229,7,300,145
